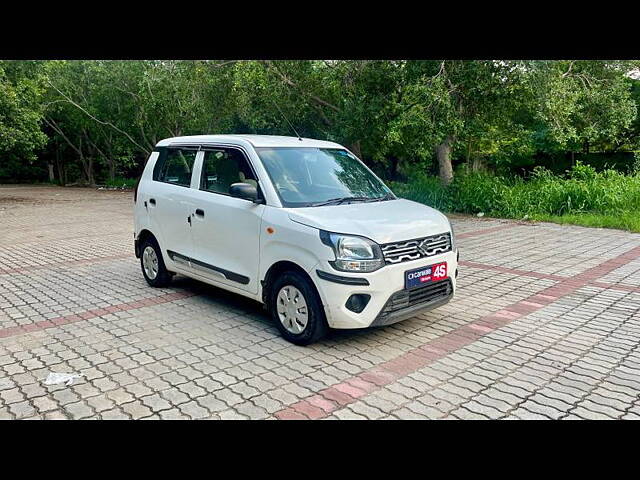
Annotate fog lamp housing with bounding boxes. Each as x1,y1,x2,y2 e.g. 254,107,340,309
345,294,371,313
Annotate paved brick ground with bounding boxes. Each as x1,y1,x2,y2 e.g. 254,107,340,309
1,185,639,420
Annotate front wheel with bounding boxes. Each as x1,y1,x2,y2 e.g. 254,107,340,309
269,271,328,345
140,237,172,288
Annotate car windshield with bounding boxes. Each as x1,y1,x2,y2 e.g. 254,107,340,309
255,147,395,207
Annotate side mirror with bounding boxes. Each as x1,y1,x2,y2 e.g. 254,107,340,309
229,182,259,202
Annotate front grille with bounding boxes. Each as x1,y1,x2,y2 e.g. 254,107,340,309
385,279,452,314
381,232,452,264
373,279,453,327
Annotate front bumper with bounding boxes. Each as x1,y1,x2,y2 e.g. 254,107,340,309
370,278,453,327
314,249,458,329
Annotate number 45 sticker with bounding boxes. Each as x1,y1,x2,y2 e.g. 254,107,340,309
433,262,448,281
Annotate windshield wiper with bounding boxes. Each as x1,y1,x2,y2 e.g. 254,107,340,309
310,196,379,206
375,194,395,201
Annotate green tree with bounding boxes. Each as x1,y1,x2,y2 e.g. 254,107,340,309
2,59,638,186
415,60,534,185
530,60,638,161
42,60,240,184
0,62,48,182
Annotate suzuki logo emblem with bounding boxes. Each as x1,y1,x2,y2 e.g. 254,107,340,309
418,239,432,256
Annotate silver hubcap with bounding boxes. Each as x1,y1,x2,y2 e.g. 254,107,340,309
142,246,159,280
276,285,309,334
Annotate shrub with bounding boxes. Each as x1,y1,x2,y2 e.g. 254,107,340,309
390,163,640,221
633,151,640,174
389,175,449,211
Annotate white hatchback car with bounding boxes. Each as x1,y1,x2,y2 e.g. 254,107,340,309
134,135,458,345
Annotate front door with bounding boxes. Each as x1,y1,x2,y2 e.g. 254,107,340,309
188,147,265,294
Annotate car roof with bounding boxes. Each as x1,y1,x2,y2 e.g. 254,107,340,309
155,134,344,149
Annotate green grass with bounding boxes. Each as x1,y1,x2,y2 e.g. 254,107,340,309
533,212,640,233
391,163,640,233
103,177,137,188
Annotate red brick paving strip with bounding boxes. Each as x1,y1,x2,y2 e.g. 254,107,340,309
459,260,638,294
274,245,640,420
459,260,565,281
589,281,640,294
0,291,195,339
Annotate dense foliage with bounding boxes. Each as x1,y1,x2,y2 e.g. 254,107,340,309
392,162,640,231
1,60,639,187
0,63,48,181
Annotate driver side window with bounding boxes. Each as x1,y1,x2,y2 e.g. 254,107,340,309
200,148,257,195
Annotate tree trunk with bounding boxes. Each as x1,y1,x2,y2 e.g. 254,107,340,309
104,132,116,181
57,161,65,186
86,156,95,186
47,163,55,183
107,143,115,182
436,135,454,185
91,132,116,182
55,141,65,186
79,132,96,186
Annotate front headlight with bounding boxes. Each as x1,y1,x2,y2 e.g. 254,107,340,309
447,218,456,251
320,230,384,272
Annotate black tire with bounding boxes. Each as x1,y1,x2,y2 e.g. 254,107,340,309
269,271,328,346
140,236,172,288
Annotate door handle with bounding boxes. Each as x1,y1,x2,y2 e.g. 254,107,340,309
195,209,205,217
149,198,156,206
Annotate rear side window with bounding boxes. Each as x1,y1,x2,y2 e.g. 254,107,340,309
153,148,197,187
200,148,257,195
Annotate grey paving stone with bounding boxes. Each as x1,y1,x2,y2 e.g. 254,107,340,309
32,396,59,413
159,408,189,420
100,408,130,420
196,394,228,413
234,401,269,420
121,401,154,420
65,401,95,419
178,401,209,419
333,408,368,420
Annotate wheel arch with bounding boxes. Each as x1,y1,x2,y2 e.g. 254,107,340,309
135,229,157,258
261,260,321,307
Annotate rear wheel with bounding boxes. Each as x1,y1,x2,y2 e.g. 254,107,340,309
269,271,328,345
140,236,172,288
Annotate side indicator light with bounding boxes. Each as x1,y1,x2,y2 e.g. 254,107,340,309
266,227,275,234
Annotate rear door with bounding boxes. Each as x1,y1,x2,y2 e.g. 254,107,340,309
188,146,265,294
149,147,199,267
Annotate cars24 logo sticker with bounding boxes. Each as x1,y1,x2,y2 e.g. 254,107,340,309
407,262,448,285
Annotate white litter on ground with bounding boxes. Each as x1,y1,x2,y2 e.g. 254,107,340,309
43,372,83,386
477,212,485,217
